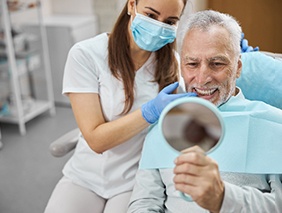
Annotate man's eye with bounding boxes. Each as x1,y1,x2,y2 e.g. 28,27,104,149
187,63,198,68
210,62,225,68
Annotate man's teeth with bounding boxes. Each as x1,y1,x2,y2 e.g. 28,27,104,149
195,88,216,96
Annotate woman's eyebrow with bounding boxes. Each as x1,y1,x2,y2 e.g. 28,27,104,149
145,7,160,15
144,7,180,20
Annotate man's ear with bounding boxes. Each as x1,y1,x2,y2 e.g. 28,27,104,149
236,55,242,78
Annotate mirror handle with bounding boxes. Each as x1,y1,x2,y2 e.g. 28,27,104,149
180,192,193,202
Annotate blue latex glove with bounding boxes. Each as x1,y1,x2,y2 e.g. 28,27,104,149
141,82,197,124
240,32,259,53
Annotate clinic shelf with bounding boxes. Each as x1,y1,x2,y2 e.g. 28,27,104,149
0,0,55,135
15,48,38,58
7,1,38,13
0,100,52,123
0,53,40,77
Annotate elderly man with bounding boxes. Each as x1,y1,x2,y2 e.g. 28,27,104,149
127,10,282,213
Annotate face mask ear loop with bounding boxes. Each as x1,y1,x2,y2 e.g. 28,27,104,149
134,0,138,16
130,0,138,24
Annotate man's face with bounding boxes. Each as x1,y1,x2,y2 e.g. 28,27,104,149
181,26,242,106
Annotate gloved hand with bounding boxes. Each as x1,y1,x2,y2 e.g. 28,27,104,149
240,32,259,53
142,82,197,124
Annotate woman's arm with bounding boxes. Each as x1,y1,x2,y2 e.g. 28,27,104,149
69,82,193,153
69,93,149,153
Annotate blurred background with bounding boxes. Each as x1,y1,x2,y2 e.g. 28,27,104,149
0,0,281,212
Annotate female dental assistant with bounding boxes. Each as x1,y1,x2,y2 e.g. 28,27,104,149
44,0,190,213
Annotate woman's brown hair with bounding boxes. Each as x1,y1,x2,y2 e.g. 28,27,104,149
108,0,187,114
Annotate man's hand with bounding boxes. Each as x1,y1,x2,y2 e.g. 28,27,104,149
173,146,225,213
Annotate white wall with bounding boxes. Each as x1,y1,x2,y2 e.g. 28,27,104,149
40,0,52,16
50,0,95,15
186,0,207,14
180,0,208,27
92,0,117,32
39,0,207,33
46,0,121,33
177,0,207,52
117,0,127,13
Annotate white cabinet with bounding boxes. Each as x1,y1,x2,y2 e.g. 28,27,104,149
24,15,99,105
0,0,55,135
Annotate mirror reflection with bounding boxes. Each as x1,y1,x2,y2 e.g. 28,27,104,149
161,101,223,153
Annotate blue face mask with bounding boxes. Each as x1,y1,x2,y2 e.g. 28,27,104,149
130,9,177,52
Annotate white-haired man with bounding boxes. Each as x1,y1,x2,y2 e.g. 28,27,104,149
128,10,282,213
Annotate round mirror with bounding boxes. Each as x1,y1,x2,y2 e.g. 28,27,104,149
159,97,225,201
160,97,224,154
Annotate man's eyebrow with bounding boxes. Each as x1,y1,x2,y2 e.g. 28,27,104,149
144,7,180,20
184,56,199,61
208,56,229,62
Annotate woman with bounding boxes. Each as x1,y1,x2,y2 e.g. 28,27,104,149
44,0,189,212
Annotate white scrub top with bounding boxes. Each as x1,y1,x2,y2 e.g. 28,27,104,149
62,33,162,198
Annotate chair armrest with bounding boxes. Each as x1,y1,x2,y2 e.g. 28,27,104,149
0,130,2,150
261,51,282,60
49,128,80,157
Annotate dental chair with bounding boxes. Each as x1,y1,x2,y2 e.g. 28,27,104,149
49,127,79,157
49,51,282,158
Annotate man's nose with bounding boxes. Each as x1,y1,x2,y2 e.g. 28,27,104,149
196,65,212,85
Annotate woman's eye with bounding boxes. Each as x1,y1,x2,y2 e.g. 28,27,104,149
145,13,155,19
165,20,176,26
